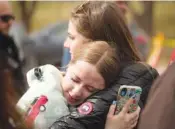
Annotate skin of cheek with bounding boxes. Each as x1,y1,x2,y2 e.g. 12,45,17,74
70,41,84,59
62,74,89,105
0,22,8,34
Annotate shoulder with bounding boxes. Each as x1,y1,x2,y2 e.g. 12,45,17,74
117,62,159,89
121,62,158,78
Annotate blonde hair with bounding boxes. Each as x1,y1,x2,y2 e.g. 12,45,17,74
70,41,120,86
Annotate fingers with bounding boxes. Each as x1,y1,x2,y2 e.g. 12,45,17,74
135,106,141,115
107,101,117,117
134,106,140,121
130,120,137,129
128,106,140,120
128,106,141,128
122,98,133,114
127,116,138,129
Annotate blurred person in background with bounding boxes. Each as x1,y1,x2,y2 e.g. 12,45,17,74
0,52,29,129
137,61,175,129
0,1,26,97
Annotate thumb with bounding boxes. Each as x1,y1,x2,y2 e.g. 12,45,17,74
121,98,133,114
107,101,117,117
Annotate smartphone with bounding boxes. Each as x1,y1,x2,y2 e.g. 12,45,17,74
115,85,142,115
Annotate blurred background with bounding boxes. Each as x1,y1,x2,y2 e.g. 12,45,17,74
9,1,175,75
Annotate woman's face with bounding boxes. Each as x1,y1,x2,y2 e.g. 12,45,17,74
64,20,90,59
62,61,105,106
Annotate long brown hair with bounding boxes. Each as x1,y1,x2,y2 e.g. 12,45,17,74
71,1,141,62
70,41,120,86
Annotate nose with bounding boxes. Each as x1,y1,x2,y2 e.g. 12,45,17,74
64,40,70,48
70,85,83,99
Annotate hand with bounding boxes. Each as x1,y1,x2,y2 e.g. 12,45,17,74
105,99,140,129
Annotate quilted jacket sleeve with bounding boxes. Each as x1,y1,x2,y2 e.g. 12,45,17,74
49,62,159,129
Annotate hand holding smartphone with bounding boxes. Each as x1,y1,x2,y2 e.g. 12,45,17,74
115,85,142,115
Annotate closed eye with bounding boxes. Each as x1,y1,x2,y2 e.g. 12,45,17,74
71,77,80,83
86,86,98,93
68,33,75,40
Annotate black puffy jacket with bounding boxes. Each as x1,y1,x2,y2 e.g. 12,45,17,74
50,62,159,129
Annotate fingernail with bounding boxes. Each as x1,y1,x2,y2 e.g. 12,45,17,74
112,100,117,105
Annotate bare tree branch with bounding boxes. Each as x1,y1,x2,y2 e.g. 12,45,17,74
28,1,38,18
17,1,38,33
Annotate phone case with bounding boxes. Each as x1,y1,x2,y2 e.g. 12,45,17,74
115,85,142,115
